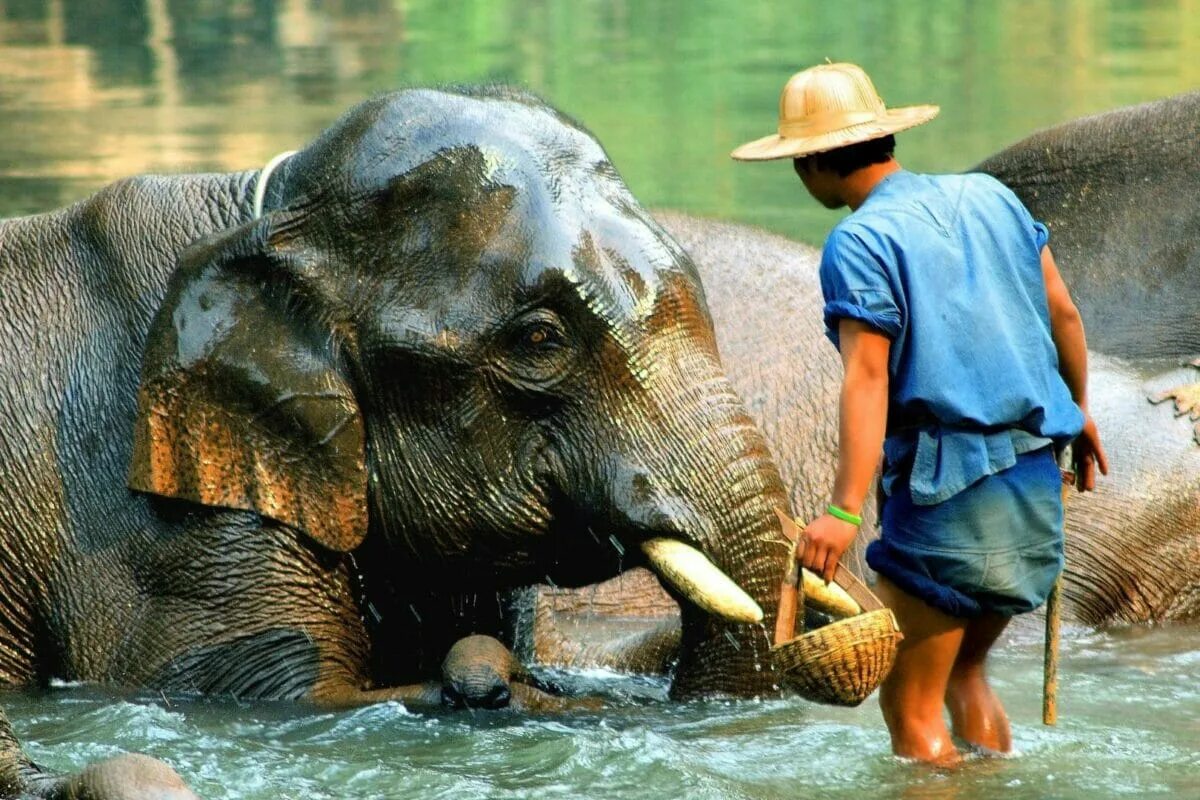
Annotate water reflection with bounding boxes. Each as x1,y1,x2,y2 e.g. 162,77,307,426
2,1,1198,242
0,0,405,214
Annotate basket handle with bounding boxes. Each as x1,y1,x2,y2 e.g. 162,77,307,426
832,563,886,613
773,540,803,646
772,509,888,636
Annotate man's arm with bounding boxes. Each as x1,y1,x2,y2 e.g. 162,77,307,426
1041,245,1109,490
800,318,891,583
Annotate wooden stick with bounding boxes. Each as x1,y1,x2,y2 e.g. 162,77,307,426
772,508,805,646
1042,570,1062,725
1044,456,1074,726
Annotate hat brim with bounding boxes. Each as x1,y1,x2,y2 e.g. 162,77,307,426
730,105,940,162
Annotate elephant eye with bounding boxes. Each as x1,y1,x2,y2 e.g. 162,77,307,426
523,322,560,349
512,311,566,353
499,310,572,390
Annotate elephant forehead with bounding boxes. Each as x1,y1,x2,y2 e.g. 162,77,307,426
501,180,706,331
346,89,610,195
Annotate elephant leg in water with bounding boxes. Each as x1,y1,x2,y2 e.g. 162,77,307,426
1,706,197,800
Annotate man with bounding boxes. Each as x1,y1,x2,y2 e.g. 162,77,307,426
732,63,1107,765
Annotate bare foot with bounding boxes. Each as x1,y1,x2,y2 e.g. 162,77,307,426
945,668,1012,754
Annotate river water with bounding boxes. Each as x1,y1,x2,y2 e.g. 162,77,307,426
6,622,1199,799
1,2,1198,798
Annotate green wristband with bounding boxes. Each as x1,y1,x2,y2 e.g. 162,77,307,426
826,504,862,526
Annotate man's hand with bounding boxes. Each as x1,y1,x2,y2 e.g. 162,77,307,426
799,512,859,584
1072,412,1108,491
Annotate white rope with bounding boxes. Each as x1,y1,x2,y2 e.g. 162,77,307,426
252,149,299,219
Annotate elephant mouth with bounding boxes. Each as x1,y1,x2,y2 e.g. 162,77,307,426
639,537,763,625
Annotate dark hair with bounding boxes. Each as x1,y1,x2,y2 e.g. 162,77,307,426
798,134,896,177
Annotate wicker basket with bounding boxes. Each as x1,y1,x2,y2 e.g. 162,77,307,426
771,564,903,707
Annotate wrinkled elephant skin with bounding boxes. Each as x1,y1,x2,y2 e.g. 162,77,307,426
0,82,795,762
975,91,1200,362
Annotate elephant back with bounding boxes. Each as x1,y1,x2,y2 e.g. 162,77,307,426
976,90,1200,361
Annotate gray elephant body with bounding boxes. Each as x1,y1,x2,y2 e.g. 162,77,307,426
976,90,1200,362
0,85,793,731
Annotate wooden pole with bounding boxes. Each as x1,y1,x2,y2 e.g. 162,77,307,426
774,542,802,646
1044,451,1074,726
1042,570,1062,725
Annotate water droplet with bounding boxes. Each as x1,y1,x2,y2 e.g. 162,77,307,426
609,535,625,557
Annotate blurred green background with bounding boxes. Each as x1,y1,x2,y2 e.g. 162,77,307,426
1,0,1197,243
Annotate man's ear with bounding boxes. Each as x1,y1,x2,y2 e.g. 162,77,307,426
129,218,367,552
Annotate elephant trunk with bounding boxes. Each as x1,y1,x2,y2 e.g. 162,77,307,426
596,341,794,697
666,471,792,699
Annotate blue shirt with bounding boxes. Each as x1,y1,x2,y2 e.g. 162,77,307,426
819,170,1085,505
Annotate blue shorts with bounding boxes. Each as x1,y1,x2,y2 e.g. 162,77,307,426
866,446,1064,618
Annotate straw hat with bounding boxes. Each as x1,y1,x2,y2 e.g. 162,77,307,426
731,62,939,161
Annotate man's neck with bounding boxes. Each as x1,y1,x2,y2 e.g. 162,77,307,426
842,160,903,211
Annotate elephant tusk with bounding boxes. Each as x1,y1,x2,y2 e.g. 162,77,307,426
800,569,862,618
641,538,764,624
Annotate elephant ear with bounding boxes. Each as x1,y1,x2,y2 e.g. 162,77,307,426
129,219,367,552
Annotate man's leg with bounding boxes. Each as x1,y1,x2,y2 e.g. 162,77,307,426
875,575,966,765
944,612,1012,753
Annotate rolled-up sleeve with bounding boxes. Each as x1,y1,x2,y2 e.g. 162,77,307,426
819,227,902,349
1032,219,1049,251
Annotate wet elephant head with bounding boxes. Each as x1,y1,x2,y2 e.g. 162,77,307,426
128,87,791,697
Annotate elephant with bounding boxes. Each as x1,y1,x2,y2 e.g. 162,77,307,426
345,633,602,712
531,91,1200,672
437,634,601,712
0,83,823,796
0,83,804,729
976,90,1200,365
